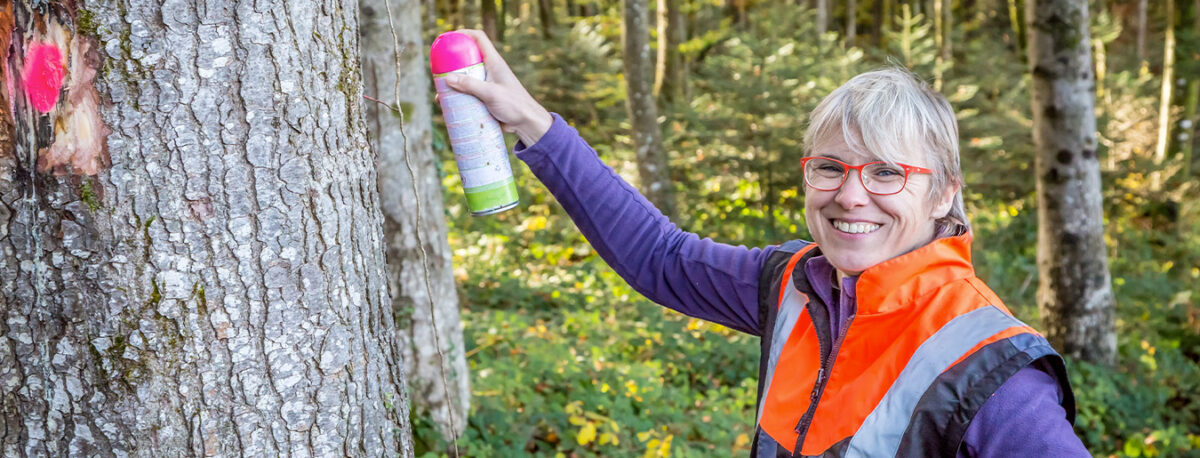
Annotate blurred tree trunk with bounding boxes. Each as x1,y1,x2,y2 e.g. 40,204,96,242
0,0,413,454
934,0,945,89
878,0,890,47
846,0,857,46
1153,0,1175,176
460,0,481,28
726,0,748,30
361,0,471,443
1136,0,1147,63
1027,0,1117,366
655,0,687,105
1008,0,1024,57
622,0,677,218
497,0,508,41
566,0,576,16
1183,80,1198,178
537,0,555,38
482,0,501,40
816,0,828,35
508,0,521,25
942,0,952,60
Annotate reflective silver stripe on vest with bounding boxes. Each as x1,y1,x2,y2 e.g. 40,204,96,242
844,305,1023,457
756,282,807,427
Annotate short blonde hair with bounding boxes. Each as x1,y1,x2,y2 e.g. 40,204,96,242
802,67,969,236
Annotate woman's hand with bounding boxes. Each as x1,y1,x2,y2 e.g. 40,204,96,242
440,29,553,146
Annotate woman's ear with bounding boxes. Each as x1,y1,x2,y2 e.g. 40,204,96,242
931,184,959,219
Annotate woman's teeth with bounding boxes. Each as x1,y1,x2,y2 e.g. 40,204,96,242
833,220,881,234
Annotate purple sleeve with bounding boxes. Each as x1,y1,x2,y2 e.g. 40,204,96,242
960,364,1090,457
514,113,778,335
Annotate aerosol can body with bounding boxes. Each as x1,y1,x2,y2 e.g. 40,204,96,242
430,31,519,216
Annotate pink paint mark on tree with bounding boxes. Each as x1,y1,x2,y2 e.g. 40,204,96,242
23,43,65,113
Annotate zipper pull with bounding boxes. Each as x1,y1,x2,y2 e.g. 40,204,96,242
810,368,825,402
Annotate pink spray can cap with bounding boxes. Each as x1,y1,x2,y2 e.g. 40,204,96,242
430,31,483,75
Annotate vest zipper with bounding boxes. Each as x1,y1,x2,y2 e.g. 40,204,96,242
793,312,857,453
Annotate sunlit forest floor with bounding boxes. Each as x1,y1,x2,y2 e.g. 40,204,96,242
413,5,1199,457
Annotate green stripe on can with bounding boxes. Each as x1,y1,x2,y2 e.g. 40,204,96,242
465,177,519,215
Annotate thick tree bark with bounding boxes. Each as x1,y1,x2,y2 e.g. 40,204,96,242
360,0,470,443
0,0,413,454
1027,0,1117,366
622,0,676,219
655,0,687,105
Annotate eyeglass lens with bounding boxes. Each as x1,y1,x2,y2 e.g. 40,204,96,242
804,158,907,194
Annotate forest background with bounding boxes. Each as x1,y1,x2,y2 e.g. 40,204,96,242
402,0,1200,457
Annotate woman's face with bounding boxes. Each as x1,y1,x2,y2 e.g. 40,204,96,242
803,132,955,277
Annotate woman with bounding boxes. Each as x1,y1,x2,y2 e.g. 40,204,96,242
442,30,1089,457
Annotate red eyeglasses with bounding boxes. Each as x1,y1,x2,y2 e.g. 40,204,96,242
800,157,934,196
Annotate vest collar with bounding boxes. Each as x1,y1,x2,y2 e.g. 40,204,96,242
845,233,976,315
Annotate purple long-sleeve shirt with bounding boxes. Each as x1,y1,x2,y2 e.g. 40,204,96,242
514,113,1089,457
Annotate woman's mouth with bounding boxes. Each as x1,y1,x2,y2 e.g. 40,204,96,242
832,219,881,234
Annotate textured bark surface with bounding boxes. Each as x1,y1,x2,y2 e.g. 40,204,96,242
654,0,686,105
1027,0,1117,365
0,0,414,454
622,0,675,219
360,0,470,441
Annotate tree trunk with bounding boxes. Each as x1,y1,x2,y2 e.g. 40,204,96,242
507,0,521,26
497,0,507,40
1027,0,1117,366
1153,0,1175,169
0,0,414,454
482,0,501,41
1183,80,1198,179
1136,0,1147,63
942,0,952,60
815,0,829,36
655,0,687,105
537,0,555,38
361,0,470,443
1008,0,1024,56
622,0,676,219
846,0,857,47
460,0,481,29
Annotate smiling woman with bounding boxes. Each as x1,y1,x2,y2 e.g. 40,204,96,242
444,29,1089,458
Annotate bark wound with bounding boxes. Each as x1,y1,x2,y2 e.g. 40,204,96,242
3,0,111,176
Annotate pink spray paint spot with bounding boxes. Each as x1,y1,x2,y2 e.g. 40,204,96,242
23,43,66,113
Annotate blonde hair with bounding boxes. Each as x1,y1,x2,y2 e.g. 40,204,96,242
802,67,969,236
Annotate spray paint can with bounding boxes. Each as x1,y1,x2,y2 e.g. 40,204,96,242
430,31,519,216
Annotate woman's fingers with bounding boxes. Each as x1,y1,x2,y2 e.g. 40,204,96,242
454,29,518,84
444,73,501,104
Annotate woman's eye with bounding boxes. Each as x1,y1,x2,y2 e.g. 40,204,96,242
817,165,843,173
872,167,903,178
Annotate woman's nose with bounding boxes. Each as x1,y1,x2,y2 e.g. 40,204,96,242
834,170,871,209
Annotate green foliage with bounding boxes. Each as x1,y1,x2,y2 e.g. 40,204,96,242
416,1,1200,456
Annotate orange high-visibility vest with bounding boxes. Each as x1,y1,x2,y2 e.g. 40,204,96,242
750,234,1074,457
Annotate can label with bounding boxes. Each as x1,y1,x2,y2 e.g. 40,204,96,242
434,63,519,215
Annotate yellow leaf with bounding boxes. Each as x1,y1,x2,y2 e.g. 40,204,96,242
735,433,750,447
577,423,597,446
644,439,661,458
569,415,587,426
601,383,610,393
599,432,613,445
637,431,652,442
